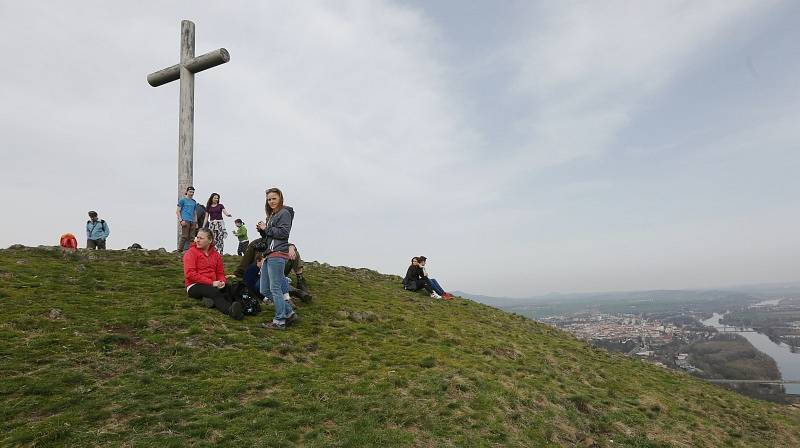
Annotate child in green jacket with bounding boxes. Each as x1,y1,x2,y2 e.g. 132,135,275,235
233,219,249,256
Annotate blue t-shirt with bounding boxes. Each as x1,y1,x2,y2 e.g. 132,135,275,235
177,197,197,222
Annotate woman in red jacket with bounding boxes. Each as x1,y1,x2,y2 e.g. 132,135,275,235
183,228,244,320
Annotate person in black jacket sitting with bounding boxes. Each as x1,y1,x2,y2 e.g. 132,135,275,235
403,257,438,298
234,220,311,301
243,253,267,301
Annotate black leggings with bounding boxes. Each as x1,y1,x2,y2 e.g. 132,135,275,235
187,284,233,314
407,278,433,294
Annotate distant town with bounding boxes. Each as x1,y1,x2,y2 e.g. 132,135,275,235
542,312,714,373
482,285,800,404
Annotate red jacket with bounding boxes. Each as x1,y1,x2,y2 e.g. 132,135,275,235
183,243,226,287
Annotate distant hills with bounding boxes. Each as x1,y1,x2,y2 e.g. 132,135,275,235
456,281,800,317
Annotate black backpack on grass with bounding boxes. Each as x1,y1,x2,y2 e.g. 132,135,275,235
227,281,261,315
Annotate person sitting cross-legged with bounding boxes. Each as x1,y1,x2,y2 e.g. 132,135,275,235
183,228,244,320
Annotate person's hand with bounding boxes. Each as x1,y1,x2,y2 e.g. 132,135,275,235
180,220,187,226
212,280,225,289
288,245,297,260
257,222,266,231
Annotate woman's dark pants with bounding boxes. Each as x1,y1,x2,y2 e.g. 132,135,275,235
187,284,233,314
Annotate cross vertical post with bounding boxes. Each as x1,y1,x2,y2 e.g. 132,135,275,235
179,20,195,213
147,20,230,249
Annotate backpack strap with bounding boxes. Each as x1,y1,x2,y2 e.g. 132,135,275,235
87,220,107,235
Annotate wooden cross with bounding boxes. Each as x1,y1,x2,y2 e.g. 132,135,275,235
147,20,230,247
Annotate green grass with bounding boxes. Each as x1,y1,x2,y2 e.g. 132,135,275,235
1,246,800,447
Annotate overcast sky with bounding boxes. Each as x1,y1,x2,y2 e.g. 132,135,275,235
2,1,799,297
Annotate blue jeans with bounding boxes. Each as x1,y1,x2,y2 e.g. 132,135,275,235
260,257,293,323
429,278,445,296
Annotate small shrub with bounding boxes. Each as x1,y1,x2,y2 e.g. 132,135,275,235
419,356,436,368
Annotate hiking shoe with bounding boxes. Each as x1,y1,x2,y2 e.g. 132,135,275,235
290,288,314,303
286,312,300,326
262,321,286,331
431,293,442,299
442,292,453,300
201,297,215,308
296,274,310,293
228,302,244,320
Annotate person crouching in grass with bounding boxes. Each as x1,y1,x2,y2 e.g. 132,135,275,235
183,228,244,320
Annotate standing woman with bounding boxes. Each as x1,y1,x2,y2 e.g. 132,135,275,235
204,192,232,254
260,187,298,330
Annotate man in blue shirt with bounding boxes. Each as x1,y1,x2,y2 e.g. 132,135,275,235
176,186,198,251
86,210,110,249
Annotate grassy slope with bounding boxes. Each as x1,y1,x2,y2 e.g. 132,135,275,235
1,247,799,448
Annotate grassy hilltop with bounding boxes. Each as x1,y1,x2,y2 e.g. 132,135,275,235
1,247,800,447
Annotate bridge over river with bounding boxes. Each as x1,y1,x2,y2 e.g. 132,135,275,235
706,379,800,385
715,326,800,333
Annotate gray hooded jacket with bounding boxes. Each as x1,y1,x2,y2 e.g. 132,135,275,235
264,206,293,255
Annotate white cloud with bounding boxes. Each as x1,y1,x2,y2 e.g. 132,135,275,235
506,1,767,169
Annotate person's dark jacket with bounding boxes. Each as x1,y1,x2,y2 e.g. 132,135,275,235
403,265,424,289
195,204,207,228
264,206,293,255
243,263,263,298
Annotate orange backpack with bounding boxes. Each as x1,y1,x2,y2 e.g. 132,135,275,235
59,233,77,249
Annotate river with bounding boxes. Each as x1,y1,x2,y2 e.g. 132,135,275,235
701,312,800,395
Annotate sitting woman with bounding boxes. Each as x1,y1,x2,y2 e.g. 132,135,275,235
418,256,453,300
183,228,244,320
403,257,438,298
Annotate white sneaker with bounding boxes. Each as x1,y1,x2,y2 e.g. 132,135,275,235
431,292,442,299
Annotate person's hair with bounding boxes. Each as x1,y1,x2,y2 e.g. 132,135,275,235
206,192,220,209
255,253,265,263
197,228,213,241
411,257,418,263
235,218,243,224
88,211,98,218
264,188,284,217
418,256,427,262
186,186,195,193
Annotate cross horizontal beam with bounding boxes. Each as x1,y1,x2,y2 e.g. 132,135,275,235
147,48,230,87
